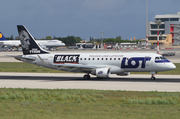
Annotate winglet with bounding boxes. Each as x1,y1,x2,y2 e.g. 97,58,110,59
17,25,50,55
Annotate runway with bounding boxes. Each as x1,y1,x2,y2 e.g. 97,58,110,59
0,72,180,92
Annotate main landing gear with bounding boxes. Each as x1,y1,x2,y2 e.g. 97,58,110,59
83,74,90,80
150,72,156,80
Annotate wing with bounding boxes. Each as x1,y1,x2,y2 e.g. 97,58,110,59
53,63,106,73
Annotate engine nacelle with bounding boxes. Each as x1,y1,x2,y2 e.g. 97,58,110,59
91,68,111,78
117,72,130,76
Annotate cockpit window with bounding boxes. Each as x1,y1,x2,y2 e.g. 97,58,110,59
155,57,160,60
160,57,166,60
155,57,166,60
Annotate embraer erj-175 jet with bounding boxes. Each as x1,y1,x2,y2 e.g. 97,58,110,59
14,25,176,80
0,32,65,49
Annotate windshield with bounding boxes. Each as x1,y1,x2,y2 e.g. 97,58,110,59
155,56,167,60
160,57,166,60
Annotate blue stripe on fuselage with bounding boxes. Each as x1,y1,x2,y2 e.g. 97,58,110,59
155,60,170,63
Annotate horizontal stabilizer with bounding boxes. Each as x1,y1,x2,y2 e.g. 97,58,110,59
9,55,36,61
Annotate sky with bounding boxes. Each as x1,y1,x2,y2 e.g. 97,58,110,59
1,0,180,40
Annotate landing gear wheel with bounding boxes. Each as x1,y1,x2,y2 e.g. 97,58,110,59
150,73,156,80
83,75,90,80
151,76,155,80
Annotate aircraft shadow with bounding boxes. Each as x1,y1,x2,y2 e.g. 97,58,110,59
0,75,180,83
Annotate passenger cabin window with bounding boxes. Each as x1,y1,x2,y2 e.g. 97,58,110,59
106,58,108,60
80,58,82,60
97,58,99,60
102,58,103,60
93,58,94,60
84,58,86,60
88,58,90,60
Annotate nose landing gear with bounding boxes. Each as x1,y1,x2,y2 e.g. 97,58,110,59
151,75,156,80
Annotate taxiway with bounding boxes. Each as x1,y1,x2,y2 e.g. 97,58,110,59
0,73,180,92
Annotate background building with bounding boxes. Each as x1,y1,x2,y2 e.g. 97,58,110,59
148,12,180,46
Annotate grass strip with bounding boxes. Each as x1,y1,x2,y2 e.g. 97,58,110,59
0,88,180,119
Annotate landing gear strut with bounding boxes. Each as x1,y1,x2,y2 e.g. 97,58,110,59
83,74,90,80
150,72,156,80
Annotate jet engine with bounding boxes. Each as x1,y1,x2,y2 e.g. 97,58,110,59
91,68,111,78
117,72,130,76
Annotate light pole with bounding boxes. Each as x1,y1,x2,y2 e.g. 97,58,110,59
100,32,104,49
146,0,148,48
155,20,161,54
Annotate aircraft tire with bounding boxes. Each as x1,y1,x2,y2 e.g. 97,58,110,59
151,76,155,80
83,75,90,80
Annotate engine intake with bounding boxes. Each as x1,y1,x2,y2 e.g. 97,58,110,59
91,68,111,78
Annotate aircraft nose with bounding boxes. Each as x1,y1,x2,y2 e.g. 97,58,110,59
169,63,176,70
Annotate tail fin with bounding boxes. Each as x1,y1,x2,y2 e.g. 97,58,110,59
0,32,8,41
17,25,49,55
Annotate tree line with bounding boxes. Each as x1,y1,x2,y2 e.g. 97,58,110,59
88,36,139,44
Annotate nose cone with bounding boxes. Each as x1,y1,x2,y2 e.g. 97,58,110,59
168,63,176,70
61,43,65,46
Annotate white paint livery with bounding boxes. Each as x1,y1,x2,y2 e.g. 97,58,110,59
14,25,176,80
0,32,65,49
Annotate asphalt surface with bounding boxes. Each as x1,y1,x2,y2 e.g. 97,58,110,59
0,73,180,92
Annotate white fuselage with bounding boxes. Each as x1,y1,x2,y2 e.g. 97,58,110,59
21,52,176,75
0,40,65,47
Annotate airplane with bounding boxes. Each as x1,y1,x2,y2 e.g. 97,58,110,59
0,32,20,47
14,25,176,80
114,43,120,50
0,31,65,50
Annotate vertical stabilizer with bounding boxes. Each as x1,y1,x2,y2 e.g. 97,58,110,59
0,32,8,41
17,25,49,55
